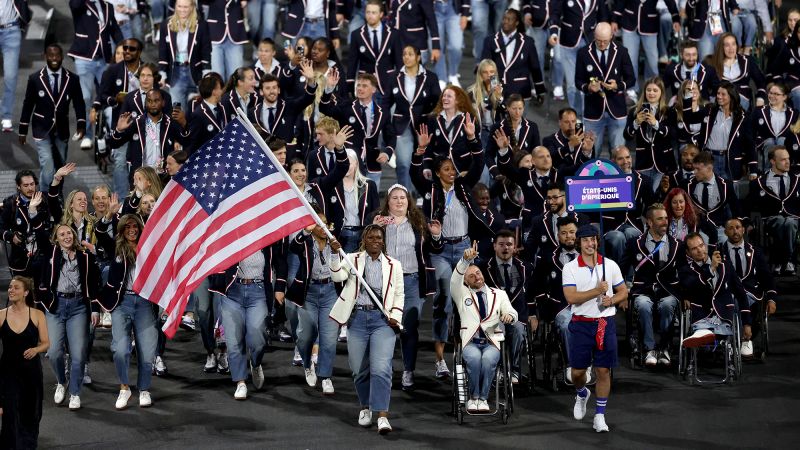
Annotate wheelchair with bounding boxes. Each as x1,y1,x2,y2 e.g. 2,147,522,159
625,294,681,370
92,106,111,174
678,306,743,385
451,328,513,425
540,313,596,392
519,323,537,394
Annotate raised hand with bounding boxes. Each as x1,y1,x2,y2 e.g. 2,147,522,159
54,163,77,184
116,112,134,132
463,112,476,140
28,191,43,210
463,240,479,261
106,193,121,219
416,123,431,151
300,59,316,82
335,124,354,148
325,67,340,90
493,128,510,149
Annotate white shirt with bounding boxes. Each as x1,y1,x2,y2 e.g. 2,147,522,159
46,68,61,93
0,0,18,25
305,0,324,19
176,28,190,64
501,32,516,63
401,66,419,100
562,255,624,318
143,115,162,168
770,108,787,134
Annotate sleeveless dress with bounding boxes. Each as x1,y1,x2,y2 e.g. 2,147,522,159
0,308,44,449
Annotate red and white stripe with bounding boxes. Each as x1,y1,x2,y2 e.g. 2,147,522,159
133,172,315,337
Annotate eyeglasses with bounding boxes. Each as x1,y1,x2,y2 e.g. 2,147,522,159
546,195,564,200
768,91,786,96
123,45,140,52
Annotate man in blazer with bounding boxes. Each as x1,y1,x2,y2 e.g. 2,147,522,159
623,204,685,367
523,184,589,262
687,151,741,244
720,218,777,357
498,145,564,214
479,8,545,101
251,69,316,154
108,89,188,183
19,44,87,188
180,73,226,154
347,0,403,101
656,144,698,202
661,40,720,103
747,146,800,275
0,170,51,278
685,0,740,58
543,107,596,175
320,71,396,186
68,0,124,148
479,229,536,382
452,241,517,412
386,0,441,64
575,22,635,154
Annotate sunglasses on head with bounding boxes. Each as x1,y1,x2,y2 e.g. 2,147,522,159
123,45,140,52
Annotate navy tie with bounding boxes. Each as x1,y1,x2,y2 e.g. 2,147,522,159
734,247,744,279
52,73,60,97
372,29,379,52
327,151,335,172
476,291,487,320
701,182,710,208
267,107,275,131
776,174,786,198
502,263,513,293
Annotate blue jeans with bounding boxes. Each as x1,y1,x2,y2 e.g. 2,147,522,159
634,294,678,351
194,278,222,353
297,18,328,40
45,296,89,396
111,144,130,197
168,65,197,113
639,167,664,193
151,0,167,23
395,127,416,196
131,15,144,42
296,283,338,377
584,111,626,156
119,20,133,40
764,215,799,265
657,8,673,59
400,274,423,371
550,43,565,91
505,320,526,374
462,340,500,400
111,294,158,390
470,0,507,60
211,38,245,80
698,24,727,59
711,151,732,180
555,307,572,364
220,281,269,382
604,223,642,263
347,309,396,412
339,227,362,253
247,0,278,41
431,238,471,342
347,3,366,38
526,26,547,82
34,136,68,189
0,24,21,120
622,30,658,92
561,40,585,117
74,58,107,139
731,10,757,48
433,1,463,80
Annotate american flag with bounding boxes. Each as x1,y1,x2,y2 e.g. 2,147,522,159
132,118,316,337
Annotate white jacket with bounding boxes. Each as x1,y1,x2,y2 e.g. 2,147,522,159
329,252,405,324
451,258,518,350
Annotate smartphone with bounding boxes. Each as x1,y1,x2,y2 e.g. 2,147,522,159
575,122,584,134
641,104,650,115
283,40,291,50
490,75,498,89
297,45,305,56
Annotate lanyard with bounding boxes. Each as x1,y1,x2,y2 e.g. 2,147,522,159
636,241,664,271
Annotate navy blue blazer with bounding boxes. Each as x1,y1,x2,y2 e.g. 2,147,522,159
715,54,767,107
749,106,798,152
662,62,719,102
19,68,86,141
522,0,551,29
387,0,441,51
281,0,338,40
108,114,188,177
612,0,679,35
203,0,248,44
385,67,441,134
622,233,685,299
549,0,610,48
185,100,227,154
479,31,546,99
118,88,174,118
684,0,739,42
479,257,536,322
347,24,403,96
686,174,741,229
543,130,595,175
486,118,541,178
250,86,316,142
624,106,678,174
575,40,635,120
691,104,756,179
158,19,212,85
67,0,123,62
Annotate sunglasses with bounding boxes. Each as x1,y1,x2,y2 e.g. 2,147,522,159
123,45,141,52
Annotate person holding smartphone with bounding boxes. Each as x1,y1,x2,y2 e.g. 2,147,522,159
625,77,676,192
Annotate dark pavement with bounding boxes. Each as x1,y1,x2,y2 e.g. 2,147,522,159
2,2,800,449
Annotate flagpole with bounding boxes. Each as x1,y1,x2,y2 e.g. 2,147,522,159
235,109,401,329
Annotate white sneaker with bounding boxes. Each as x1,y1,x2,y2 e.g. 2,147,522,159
658,350,671,366
438,80,447,91
573,389,591,420
626,89,638,103
466,399,478,412
682,329,715,348
83,364,92,385
322,378,334,395
435,359,450,379
477,399,490,412
101,312,112,328
645,350,658,366
784,262,796,274
2,119,12,132
593,413,609,432
741,340,754,357
80,137,93,150
68,395,81,410
234,383,248,400
139,390,152,407
217,352,230,374
292,348,303,366
553,86,565,100
358,409,373,427
305,364,318,387
448,75,461,87
251,362,265,390
772,264,782,275
338,325,348,342
115,389,132,410
377,417,392,434
54,384,66,404
401,371,414,390
311,352,318,365
204,353,217,373
154,355,167,376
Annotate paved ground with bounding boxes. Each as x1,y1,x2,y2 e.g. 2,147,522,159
2,2,800,449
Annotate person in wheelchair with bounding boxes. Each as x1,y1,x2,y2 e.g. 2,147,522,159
478,229,537,384
719,218,777,357
623,203,686,367
562,224,628,433
452,241,517,413
680,233,750,348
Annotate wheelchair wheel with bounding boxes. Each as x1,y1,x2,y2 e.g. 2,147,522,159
501,405,509,424
524,325,537,393
551,373,559,392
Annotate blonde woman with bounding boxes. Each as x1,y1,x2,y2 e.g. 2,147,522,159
158,0,211,108
338,149,380,254
468,59,505,149
673,79,707,147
